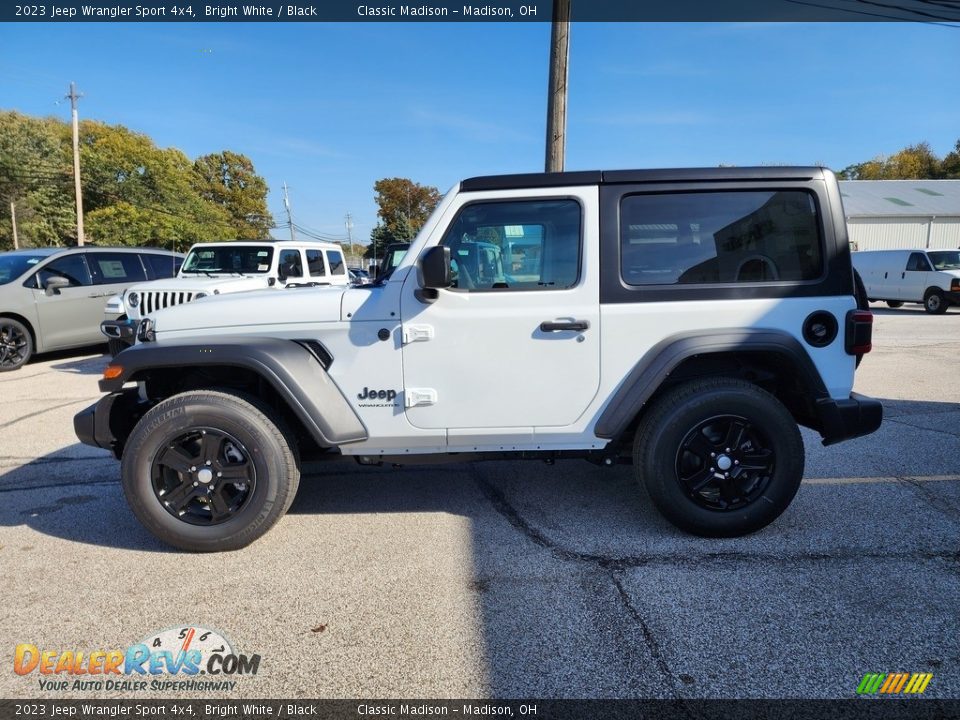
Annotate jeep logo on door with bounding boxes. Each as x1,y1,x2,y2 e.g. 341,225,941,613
357,387,398,407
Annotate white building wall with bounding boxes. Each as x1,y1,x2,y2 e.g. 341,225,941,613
929,218,960,249
847,217,930,250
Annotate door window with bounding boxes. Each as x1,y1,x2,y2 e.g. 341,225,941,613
89,252,147,285
143,253,182,279
279,249,303,278
327,250,346,276
34,254,92,289
306,249,326,276
906,253,932,272
439,199,581,291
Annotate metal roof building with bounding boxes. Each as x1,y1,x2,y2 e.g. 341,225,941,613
838,180,960,251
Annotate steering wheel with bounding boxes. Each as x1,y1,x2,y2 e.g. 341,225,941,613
735,255,780,282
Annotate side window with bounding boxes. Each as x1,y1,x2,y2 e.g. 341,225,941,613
89,252,147,285
35,254,92,289
439,199,581,291
143,253,181,279
327,250,346,276
279,249,303,278
620,190,823,285
906,253,931,272
306,249,326,277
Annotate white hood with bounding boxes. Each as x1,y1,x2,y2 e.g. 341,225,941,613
129,275,269,294
151,286,347,338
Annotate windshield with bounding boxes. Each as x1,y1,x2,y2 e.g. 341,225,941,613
377,245,409,282
0,254,46,285
180,245,274,275
928,250,960,271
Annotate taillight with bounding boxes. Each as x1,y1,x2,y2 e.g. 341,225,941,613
845,309,873,356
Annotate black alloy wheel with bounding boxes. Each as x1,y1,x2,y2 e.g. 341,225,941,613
151,428,257,526
0,319,32,371
675,415,775,512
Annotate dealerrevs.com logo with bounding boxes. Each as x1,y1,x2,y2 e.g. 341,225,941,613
13,626,260,692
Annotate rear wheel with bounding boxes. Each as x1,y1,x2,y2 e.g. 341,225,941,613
633,377,804,537
0,318,33,372
886,301,903,309
120,390,300,552
923,288,948,315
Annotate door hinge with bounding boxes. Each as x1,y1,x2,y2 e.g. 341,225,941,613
404,388,437,408
402,324,435,345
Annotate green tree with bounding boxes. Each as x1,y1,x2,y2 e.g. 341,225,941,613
838,141,950,180
192,151,273,239
365,216,416,260
0,112,75,249
941,140,960,179
372,177,441,237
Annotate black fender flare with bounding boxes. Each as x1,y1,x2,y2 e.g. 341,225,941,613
100,336,368,446
593,329,829,441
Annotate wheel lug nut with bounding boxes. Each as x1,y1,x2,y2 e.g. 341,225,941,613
217,472,222,477
190,466,196,472
734,460,740,465
205,460,212,466
710,452,716,458
193,481,198,487
725,448,730,452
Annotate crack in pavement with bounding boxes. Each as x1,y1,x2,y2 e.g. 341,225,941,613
471,466,960,699
0,399,94,430
883,416,960,440
0,479,118,494
898,475,960,520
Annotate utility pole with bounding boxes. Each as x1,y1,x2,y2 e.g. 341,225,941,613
545,0,571,173
345,213,354,260
282,181,295,242
10,200,19,250
67,82,86,246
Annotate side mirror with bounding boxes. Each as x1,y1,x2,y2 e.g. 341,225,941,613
43,276,71,296
419,246,452,289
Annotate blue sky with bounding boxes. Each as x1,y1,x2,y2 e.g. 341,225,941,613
1,21,958,244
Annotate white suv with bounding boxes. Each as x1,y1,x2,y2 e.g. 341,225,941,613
76,167,881,551
101,240,348,352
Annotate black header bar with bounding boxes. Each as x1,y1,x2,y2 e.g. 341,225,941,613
4,0,960,23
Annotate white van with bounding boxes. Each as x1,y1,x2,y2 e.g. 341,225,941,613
852,249,960,314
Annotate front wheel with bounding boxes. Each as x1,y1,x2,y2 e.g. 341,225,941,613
924,288,948,315
120,390,300,552
0,318,33,372
633,378,804,537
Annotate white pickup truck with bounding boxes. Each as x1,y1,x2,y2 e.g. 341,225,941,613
101,240,349,353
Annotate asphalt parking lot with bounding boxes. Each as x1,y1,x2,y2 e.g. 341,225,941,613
1,306,958,700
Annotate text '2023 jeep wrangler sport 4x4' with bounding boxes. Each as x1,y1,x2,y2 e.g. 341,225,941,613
75,167,881,552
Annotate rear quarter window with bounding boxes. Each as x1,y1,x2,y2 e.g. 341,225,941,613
620,190,824,286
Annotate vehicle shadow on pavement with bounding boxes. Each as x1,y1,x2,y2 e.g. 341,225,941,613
48,348,111,375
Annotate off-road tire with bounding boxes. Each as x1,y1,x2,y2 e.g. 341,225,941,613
886,301,903,309
120,389,300,552
633,377,804,537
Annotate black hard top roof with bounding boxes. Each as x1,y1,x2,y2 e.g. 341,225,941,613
460,167,827,192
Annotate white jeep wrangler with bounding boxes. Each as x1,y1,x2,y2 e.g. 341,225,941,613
101,240,349,353
76,167,881,552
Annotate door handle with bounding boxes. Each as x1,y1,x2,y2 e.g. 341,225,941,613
540,320,590,332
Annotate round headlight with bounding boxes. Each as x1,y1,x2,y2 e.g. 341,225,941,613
127,292,139,308
195,292,207,299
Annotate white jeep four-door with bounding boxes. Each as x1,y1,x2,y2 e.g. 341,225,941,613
101,240,349,353
76,167,881,551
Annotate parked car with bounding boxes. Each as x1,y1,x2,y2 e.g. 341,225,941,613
348,267,371,285
852,249,960,314
101,240,349,354
0,246,182,371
